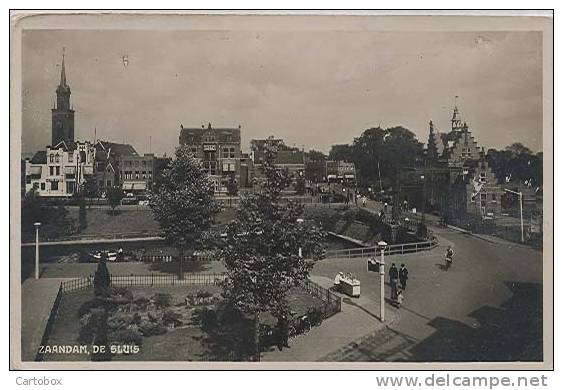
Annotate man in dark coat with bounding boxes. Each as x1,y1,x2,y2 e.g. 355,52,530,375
399,264,409,290
388,263,399,300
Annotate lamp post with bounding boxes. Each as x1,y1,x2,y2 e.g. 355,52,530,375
504,189,524,243
378,241,387,322
297,218,304,257
34,222,41,279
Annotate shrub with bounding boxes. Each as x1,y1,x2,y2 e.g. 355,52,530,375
162,310,183,327
138,320,167,337
193,307,218,331
107,312,141,331
78,298,115,318
152,293,172,308
109,329,143,346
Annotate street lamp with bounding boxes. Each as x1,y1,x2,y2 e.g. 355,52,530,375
378,240,387,322
297,218,304,257
504,188,524,243
34,222,41,279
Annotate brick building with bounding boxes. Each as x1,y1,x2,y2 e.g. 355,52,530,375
179,123,241,193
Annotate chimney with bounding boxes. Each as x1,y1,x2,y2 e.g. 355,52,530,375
208,122,212,130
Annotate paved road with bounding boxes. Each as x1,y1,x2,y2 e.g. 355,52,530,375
311,225,543,362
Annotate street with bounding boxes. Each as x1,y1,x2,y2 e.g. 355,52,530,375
308,224,543,361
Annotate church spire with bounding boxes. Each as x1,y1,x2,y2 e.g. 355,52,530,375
60,47,67,87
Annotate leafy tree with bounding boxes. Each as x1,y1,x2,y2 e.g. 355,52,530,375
487,143,542,187
21,188,77,241
149,145,220,279
328,144,354,162
221,142,326,361
227,173,238,196
106,187,124,215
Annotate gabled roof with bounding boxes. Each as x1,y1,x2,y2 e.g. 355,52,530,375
30,151,47,164
96,140,138,157
179,125,241,144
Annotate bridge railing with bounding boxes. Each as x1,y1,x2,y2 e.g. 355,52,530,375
324,236,438,259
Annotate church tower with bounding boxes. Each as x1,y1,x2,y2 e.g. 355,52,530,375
51,48,75,145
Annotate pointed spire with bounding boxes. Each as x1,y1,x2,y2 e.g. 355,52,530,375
60,47,67,87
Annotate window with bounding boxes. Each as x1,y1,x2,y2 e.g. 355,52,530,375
223,148,229,158
66,181,75,194
99,180,104,188
55,166,60,176
49,166,54,176
55,154,60,163
49,154,54,163
230,147,235,158
68,153,73,162
479,172,486,183
106,180,112,187
480,193,487,203
51,181,59,190
142,160,146,166
40,183,45,191
492,193,497,202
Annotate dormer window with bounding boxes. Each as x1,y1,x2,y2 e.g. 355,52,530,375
49,154,54,163
55,154,60,163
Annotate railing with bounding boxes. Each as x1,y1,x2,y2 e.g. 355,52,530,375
60,275,94,293
298,278,342,318
324,236,439,259
140,251,219,263
110,273,226,287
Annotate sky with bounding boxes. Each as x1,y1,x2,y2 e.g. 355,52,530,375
21,28,543,157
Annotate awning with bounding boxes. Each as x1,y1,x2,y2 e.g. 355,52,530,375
122,181,147,191
344,174,355,179
65,166,76,175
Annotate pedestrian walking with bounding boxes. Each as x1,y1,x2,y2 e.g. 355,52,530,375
403,199,408,212
362,195,367,207
389,263,399,300
399,263,409,290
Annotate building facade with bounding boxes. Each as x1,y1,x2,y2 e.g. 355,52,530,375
179,123,241,193
25,140,95,197
326,160,356,183
119,153,156,193
425,104,504,219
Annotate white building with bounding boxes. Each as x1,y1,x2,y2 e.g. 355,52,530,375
25,140,96,197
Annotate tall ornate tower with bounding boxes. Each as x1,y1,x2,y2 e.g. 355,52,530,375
451,96,463,132
51,49,75,145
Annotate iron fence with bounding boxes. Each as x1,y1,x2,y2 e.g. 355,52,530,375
110,273,226,287
298,278,342,318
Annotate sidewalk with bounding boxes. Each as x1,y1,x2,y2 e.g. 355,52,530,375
21,278,68,361
261,275,400,361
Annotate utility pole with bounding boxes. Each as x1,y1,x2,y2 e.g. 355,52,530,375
378,241,387,322
34,222,41,279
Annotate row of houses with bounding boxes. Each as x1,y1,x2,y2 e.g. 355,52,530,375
23,49,357,198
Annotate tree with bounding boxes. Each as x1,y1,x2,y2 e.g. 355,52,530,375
487,143,542,187
221,142,325,361
150,145,220,279
93,259,111,296
106,187,124,215
226,173,238,196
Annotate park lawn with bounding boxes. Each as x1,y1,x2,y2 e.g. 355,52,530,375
45,284,325,362
65,207,238,238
